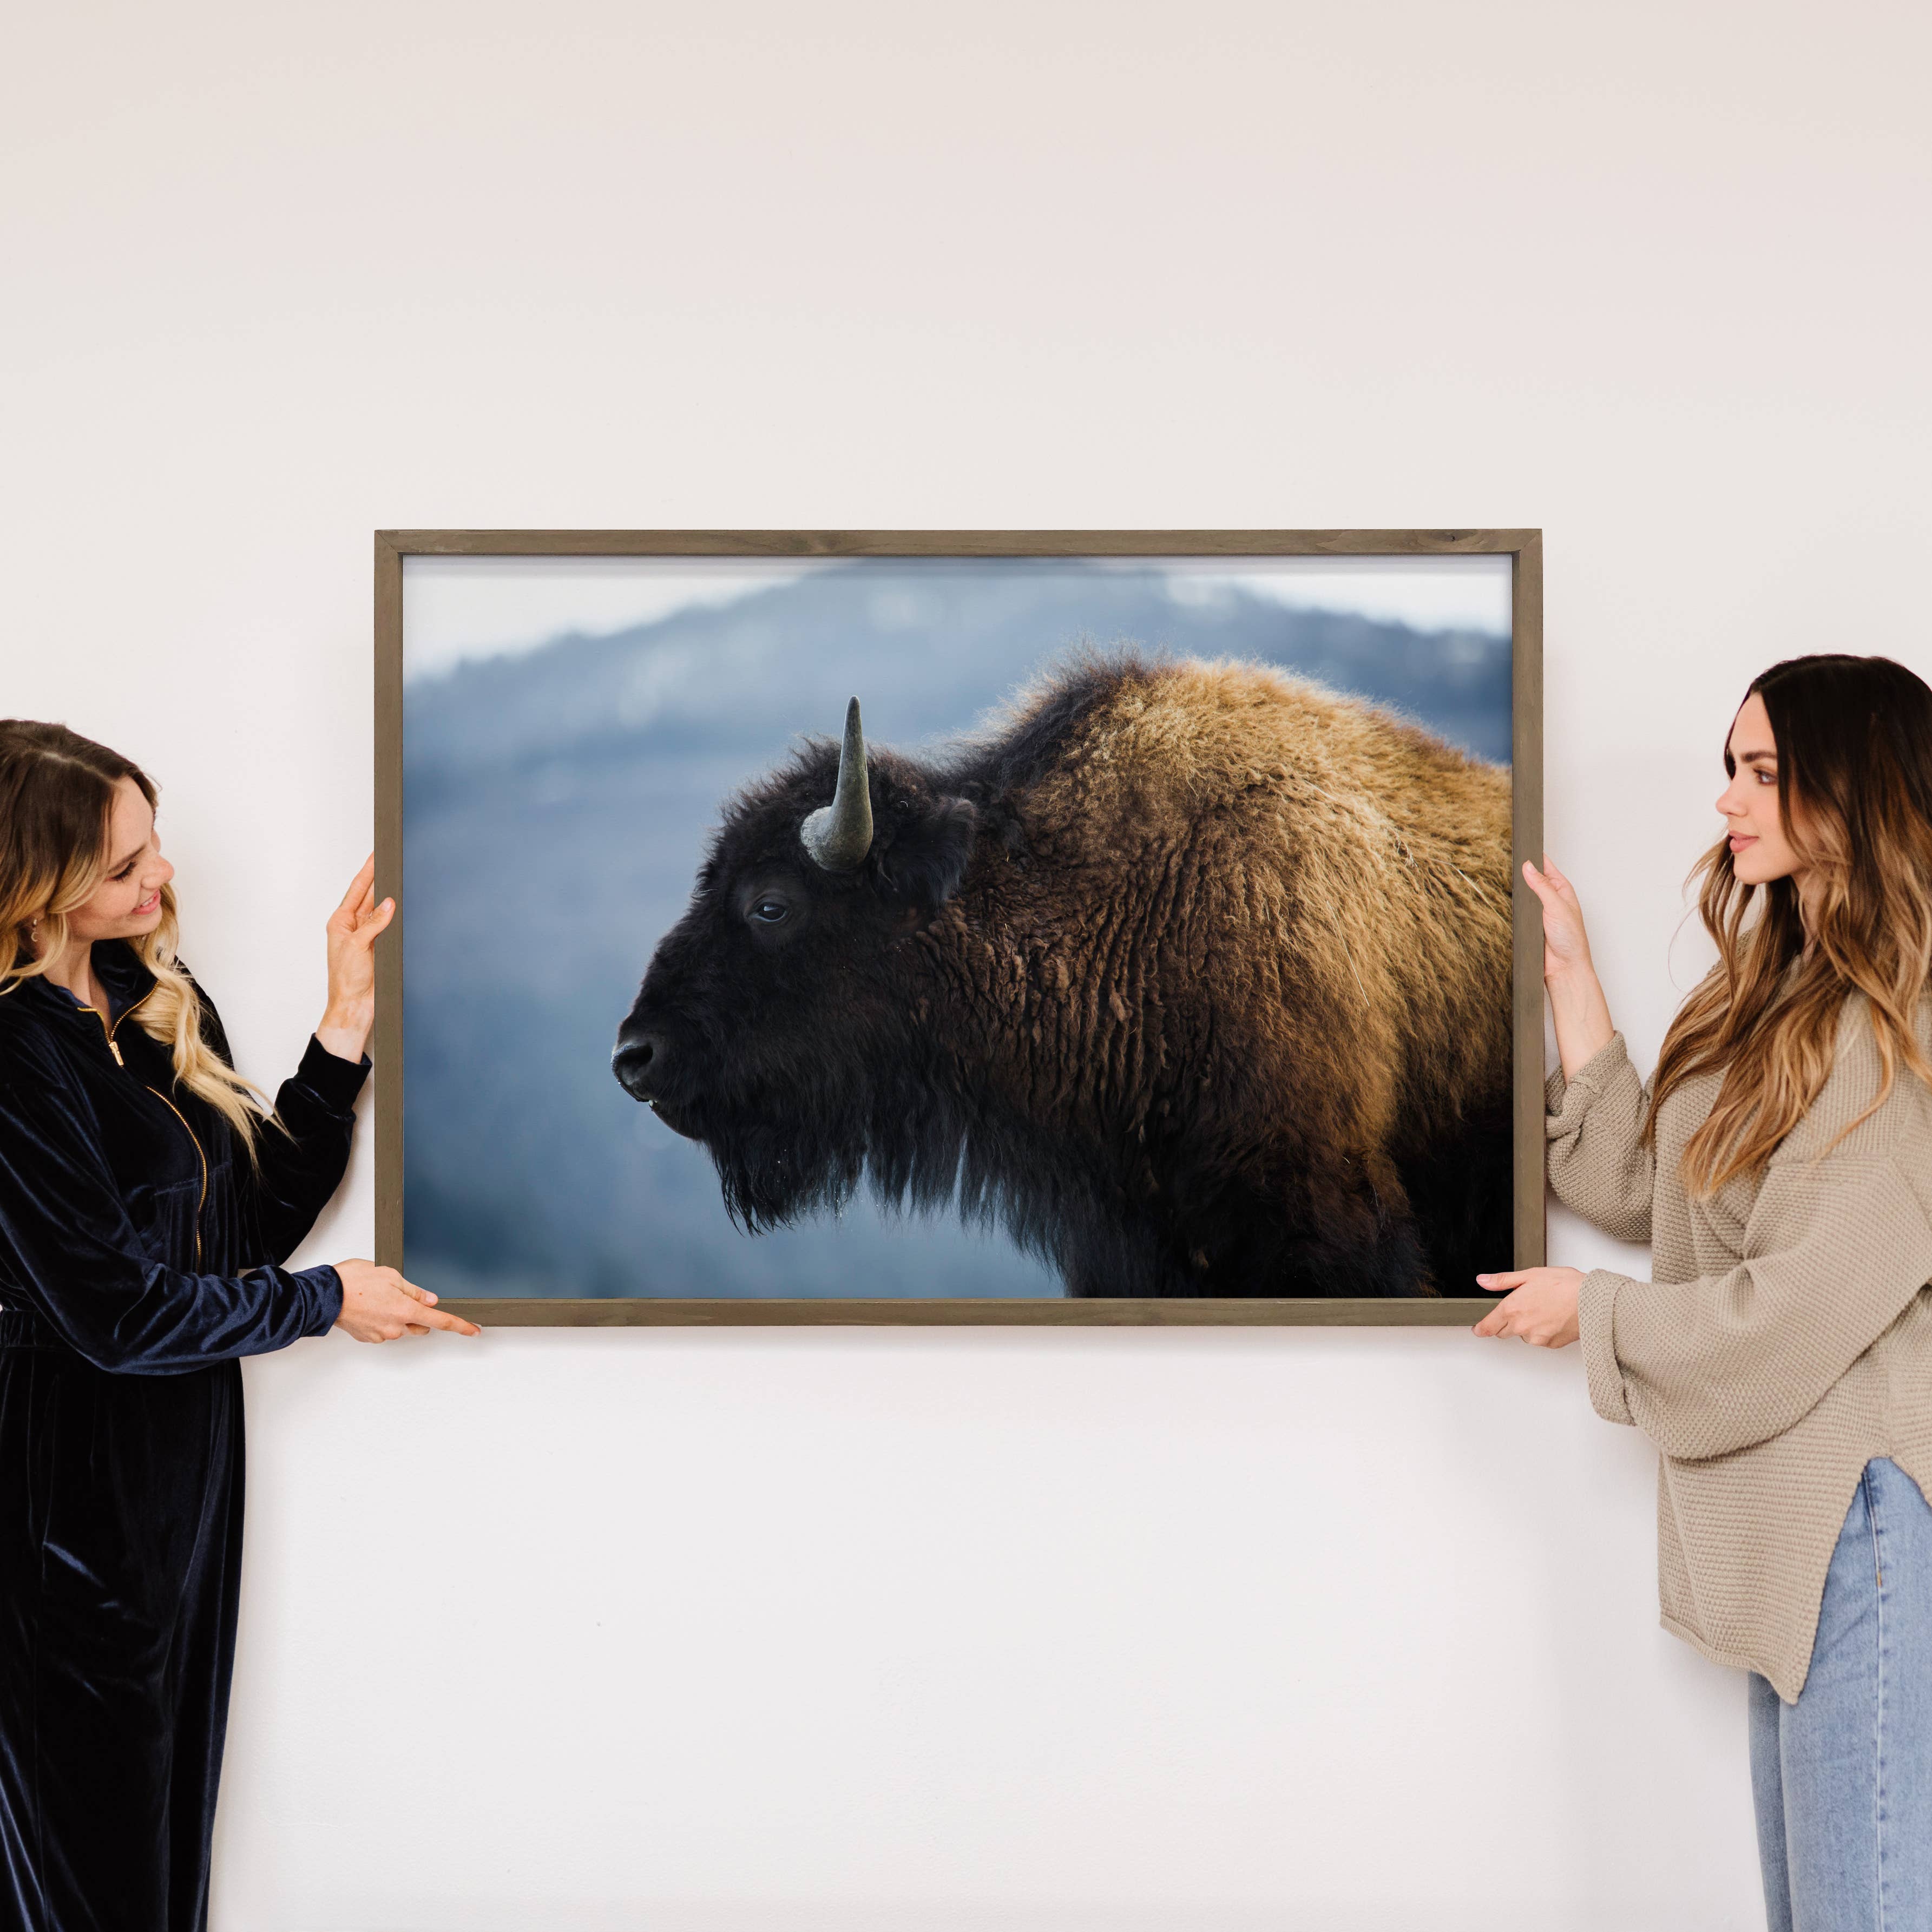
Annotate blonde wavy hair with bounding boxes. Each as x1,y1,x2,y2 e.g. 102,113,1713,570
1648,654,1932,1195
1,719,274,1157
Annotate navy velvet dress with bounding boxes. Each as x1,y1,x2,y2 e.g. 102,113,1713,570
0,940,364,1932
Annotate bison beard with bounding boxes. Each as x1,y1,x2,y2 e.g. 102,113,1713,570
616,653,1514,1297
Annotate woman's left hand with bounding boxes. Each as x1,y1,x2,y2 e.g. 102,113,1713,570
1473,1266,1585,1347
315,856,394,1065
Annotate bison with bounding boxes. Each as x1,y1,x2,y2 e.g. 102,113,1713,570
613,653,1513,1297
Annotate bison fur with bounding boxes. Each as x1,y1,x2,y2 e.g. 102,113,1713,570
614,652,1514,1297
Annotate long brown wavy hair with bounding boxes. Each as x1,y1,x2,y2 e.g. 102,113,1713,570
0,720,273,1154
1649,655,1932,1194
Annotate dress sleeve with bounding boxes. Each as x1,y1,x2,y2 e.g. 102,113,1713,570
1545,1033,1654,1244
249,1037,370,1265
1576,1146,1932,1458
195,983,369,1266
0,1028,343,1375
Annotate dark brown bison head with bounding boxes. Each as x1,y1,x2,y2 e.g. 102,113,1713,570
612,700,980,1231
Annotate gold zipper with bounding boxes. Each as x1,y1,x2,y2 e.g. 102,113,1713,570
86,988,206,1269
105,983,153,1063
80,983,153,1065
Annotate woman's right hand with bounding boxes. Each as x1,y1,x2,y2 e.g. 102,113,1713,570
331,1260,482,1343
1523,856,1595,983
1523,856,1616,1080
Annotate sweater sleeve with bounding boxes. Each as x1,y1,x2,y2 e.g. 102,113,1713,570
1578,1148,1932,1460
1545,1033,1655,1244
0,1029,342,1375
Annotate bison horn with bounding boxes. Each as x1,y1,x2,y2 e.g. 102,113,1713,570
800,696,873,871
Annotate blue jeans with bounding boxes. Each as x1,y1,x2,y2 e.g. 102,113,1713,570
1751,1459,1932,1931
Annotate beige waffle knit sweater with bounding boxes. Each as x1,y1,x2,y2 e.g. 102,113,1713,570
1549,1000,1932,1699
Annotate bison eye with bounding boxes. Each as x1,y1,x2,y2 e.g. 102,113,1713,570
749,896,790,925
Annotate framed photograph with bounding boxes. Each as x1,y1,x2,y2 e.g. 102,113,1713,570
376,530,1542,1325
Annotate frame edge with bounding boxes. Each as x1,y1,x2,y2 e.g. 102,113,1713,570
439,1297,1500,1328
1512,532,1547,1272
382,528,1545,1322
374,533,405,1270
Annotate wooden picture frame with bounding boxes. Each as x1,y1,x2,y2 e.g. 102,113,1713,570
376,529,1543,1325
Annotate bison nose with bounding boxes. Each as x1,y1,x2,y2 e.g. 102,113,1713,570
612,1026,670,1101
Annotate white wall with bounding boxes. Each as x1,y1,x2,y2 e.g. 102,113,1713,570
4,4,1926,1926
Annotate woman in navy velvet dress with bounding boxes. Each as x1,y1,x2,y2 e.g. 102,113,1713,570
0,721,479,1932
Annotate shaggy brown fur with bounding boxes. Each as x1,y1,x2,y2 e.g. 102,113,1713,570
616,652,1514,1297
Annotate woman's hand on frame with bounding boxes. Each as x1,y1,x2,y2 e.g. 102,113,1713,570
316,855,392,1065
1522,855,1594,984
1472,1266,1584,1348
332,1259,482,1343
1523,855,1615,1079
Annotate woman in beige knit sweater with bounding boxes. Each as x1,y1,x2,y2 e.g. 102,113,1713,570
1475,653,1932,1932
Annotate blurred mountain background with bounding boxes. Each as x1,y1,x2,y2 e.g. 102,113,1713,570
403,561,1512,1298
